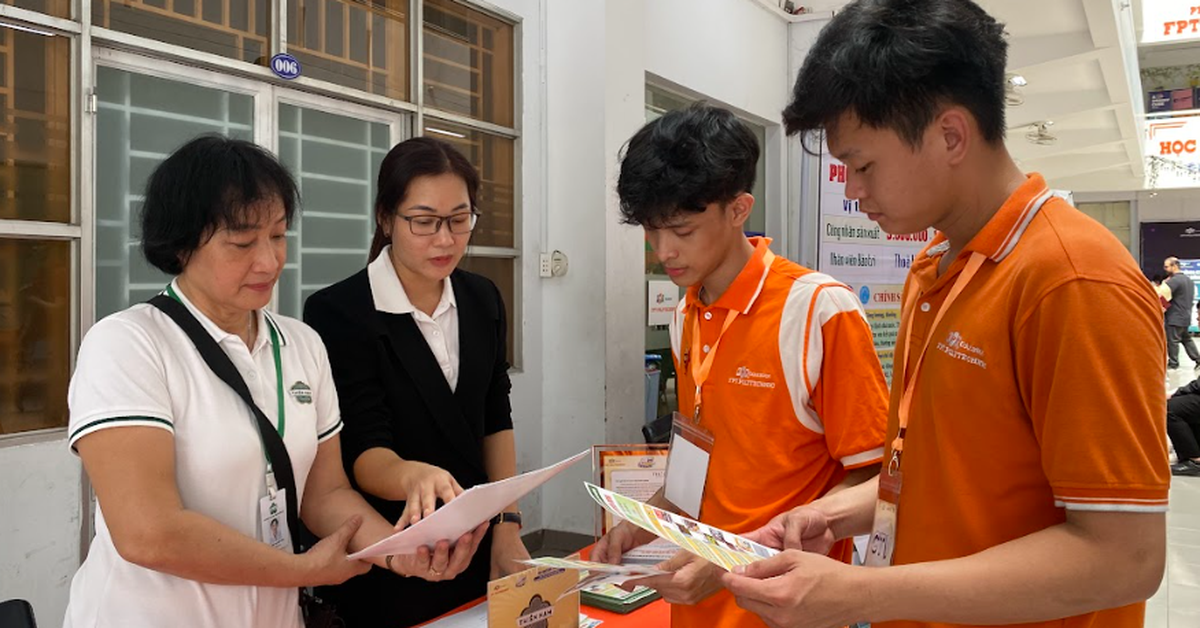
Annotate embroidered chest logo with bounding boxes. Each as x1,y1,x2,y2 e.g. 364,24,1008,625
289,381,314,404
729,366,777,389
936,331,987,370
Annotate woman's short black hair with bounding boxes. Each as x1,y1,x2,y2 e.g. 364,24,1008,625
617,103,759,228
783,0,1009,154
368,136,480,261
140,135,298,275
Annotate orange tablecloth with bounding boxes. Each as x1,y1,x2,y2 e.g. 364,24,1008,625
416,546,670,627
416,595,669,627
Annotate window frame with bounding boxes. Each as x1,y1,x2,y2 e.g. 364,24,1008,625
416,0,522,368
0,15,82,443
0,0,523,413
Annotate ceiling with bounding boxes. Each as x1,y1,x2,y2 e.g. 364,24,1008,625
799,0,1150,193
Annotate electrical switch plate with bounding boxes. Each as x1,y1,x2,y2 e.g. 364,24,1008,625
550,250,569,277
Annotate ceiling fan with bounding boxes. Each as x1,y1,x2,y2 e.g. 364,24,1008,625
1024,121,1057,146
1005,73,1027,107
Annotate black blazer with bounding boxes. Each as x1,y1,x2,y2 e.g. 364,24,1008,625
303,266,513,627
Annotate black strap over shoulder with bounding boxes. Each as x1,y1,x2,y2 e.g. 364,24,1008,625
148,294,303,554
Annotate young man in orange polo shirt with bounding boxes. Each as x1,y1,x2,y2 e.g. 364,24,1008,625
721,2,1169,628
592,103,890,628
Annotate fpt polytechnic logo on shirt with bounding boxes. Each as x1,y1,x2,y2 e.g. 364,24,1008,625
730,366,777,389
936,331,987,370
289,381,313,404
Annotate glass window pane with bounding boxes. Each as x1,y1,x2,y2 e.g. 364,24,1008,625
422,0,514,127
455,255,514,366
0,238,70,435
94,67,255,319
93,0,270,64
422,120,514,248
277,103,391,318
287,0,409,101
0,26,70,222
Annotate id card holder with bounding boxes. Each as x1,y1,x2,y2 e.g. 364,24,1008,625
864,466,902,567
260,481,292,551
663,411,715,518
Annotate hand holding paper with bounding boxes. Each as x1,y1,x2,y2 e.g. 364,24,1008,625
583,483,777,572
349,451,588,560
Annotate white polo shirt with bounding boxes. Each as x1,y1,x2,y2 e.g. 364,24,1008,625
64,280,342,628
369,246,460,390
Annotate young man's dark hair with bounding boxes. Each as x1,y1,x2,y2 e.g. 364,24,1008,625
617,102,759,228
782,0,1008,153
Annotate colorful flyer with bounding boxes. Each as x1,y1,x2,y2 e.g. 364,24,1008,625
583,483,777,572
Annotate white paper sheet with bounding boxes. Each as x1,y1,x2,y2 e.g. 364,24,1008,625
622,539,678,565
349,450,589,560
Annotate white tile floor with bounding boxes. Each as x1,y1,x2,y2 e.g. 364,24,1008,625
1148,479,1200,628
1154,349,1200,628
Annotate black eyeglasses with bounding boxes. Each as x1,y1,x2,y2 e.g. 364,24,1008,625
398,211,479,236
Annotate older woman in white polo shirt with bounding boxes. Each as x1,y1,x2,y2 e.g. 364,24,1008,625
64,136,487,628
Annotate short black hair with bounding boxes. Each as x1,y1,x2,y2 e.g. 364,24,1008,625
368,136,480,261
783,0,1008,153
617,103,759,228
141,135,298,275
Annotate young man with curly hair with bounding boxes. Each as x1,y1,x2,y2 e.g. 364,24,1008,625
593,102,890,628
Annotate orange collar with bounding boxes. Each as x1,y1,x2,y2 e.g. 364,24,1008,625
685,236,775,315
913,173,1052,282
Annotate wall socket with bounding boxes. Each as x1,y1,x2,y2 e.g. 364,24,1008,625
539,251,569,278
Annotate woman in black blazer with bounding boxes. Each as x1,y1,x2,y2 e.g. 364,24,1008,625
304,137,529,627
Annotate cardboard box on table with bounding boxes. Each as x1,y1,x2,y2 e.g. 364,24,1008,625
486,565,579,628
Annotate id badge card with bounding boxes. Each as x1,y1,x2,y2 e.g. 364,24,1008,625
663,411,715,518
260,488,292,551
864,470,902,567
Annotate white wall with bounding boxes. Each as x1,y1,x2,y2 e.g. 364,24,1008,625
644,0,790,123
0,438,81,628
527,0,799,534
536,0,648,535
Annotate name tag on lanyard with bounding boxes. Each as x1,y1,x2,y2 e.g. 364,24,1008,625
664,411,714,518
261,484,293,551
257,321,292,551
865,251,988,567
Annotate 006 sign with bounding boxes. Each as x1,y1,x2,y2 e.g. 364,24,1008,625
270,54,301,80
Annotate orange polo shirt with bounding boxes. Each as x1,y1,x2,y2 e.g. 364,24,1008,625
669,237,889,628
882,175,1169,628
